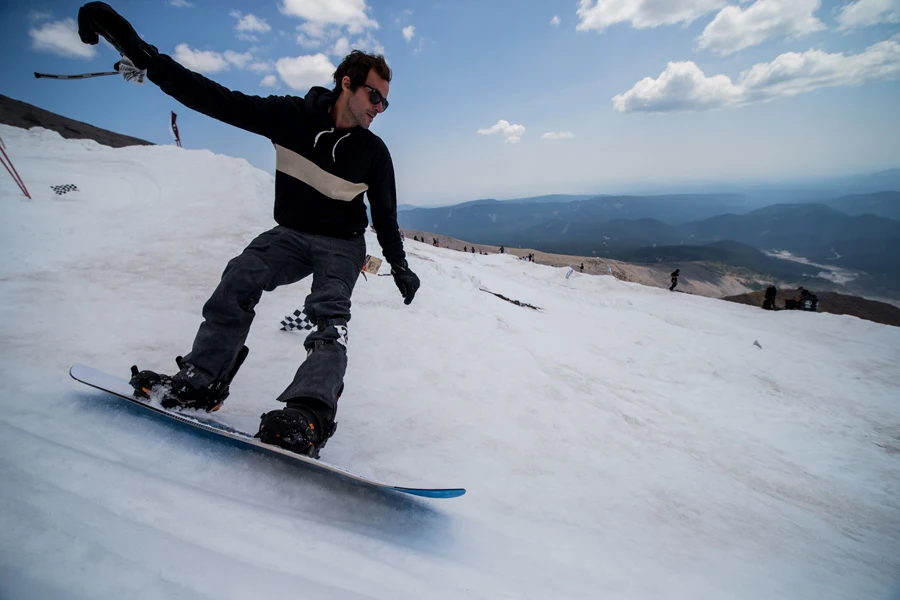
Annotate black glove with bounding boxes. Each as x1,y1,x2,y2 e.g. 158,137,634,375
391,259,420,305
78,2,159,70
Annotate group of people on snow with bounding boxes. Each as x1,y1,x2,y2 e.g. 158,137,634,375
771,286,819,311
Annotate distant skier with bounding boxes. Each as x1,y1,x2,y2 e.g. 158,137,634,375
669,269,680,291
763,285,777,310
77,2,420,458
580,263,584,272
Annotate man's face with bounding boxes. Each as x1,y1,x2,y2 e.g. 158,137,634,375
345,70,389,129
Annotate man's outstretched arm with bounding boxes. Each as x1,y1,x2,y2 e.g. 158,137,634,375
78,2,290,139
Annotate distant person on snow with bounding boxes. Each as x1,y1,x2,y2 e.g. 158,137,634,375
798,287,819,311
763,285,777,310
77,2,420,459
669,269,680,292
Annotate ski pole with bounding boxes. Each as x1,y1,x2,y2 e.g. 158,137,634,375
33,70,119,80
0,137,31,199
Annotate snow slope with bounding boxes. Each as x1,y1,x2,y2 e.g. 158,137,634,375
1,124,899,599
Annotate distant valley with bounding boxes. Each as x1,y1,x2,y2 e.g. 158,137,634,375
398,191,900,300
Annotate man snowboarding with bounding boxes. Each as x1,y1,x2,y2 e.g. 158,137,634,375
77,2,420,458
669,269,680,292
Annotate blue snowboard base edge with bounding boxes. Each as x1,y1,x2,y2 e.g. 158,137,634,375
70,363,465,499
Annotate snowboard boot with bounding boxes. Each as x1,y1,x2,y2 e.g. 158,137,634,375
256,401,337,459
129,345,249,412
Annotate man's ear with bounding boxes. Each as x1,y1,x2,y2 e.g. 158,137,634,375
342,75,352,91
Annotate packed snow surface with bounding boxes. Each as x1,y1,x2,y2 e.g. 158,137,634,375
1,125,899,599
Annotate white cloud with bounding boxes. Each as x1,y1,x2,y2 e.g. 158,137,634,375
347,33,385,55
27,10,52,21
296,34,323,48
169,0,193,7
285,3,383,57
172,45,249,73
541,131,575,140
613,36,900,112
837,0,900,29
297,21,331,40
249,61,274,72
275,53,336,90
575,0,727,32
223,50,253,68
237,33,258,42
231,11,272,33
477,120,526,144
29,19,97,59
279,0,378,34
332,37,351,56
324,33,383,57
260,74,279,87
170,46,254,73
550,15,561,26
402,25,415,41
697,0,826,55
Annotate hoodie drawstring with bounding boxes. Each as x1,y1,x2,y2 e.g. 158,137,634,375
332,133,350,162
314,128,351,162
313,128,334,147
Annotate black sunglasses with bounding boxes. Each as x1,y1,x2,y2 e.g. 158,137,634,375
362,84,389,111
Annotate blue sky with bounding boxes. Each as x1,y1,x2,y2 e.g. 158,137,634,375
2,0,899,205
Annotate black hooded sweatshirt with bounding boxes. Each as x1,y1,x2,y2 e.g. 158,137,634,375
146,54,405,265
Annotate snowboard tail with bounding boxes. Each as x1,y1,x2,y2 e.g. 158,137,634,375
70,363,465,499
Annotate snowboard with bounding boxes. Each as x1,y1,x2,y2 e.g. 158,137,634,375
70,364,465,499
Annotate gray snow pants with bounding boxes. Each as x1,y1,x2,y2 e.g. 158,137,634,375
179,225,366,418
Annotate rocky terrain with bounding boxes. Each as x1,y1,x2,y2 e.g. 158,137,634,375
723,289,900,328
402,229,757,298
1,94,152,148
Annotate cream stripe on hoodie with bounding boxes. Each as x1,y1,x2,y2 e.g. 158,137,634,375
275,143,368,202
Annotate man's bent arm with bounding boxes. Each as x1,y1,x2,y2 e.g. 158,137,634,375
367,141,405,266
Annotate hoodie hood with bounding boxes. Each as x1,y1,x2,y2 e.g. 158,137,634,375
304,86,338,129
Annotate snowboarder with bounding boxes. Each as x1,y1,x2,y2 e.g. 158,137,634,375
77,2,420,459
669,269,680,291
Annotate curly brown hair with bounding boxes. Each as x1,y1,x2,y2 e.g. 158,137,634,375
332,50,392,96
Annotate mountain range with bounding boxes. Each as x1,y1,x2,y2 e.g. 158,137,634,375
398,192,900,296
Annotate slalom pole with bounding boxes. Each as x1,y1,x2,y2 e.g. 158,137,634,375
0,137,31,199
34,70,119,80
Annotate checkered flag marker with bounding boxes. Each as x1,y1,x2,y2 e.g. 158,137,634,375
51,184,78,195
280,309,313,332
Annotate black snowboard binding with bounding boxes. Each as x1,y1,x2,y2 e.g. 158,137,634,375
129,346,249,412
256,404,337,459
